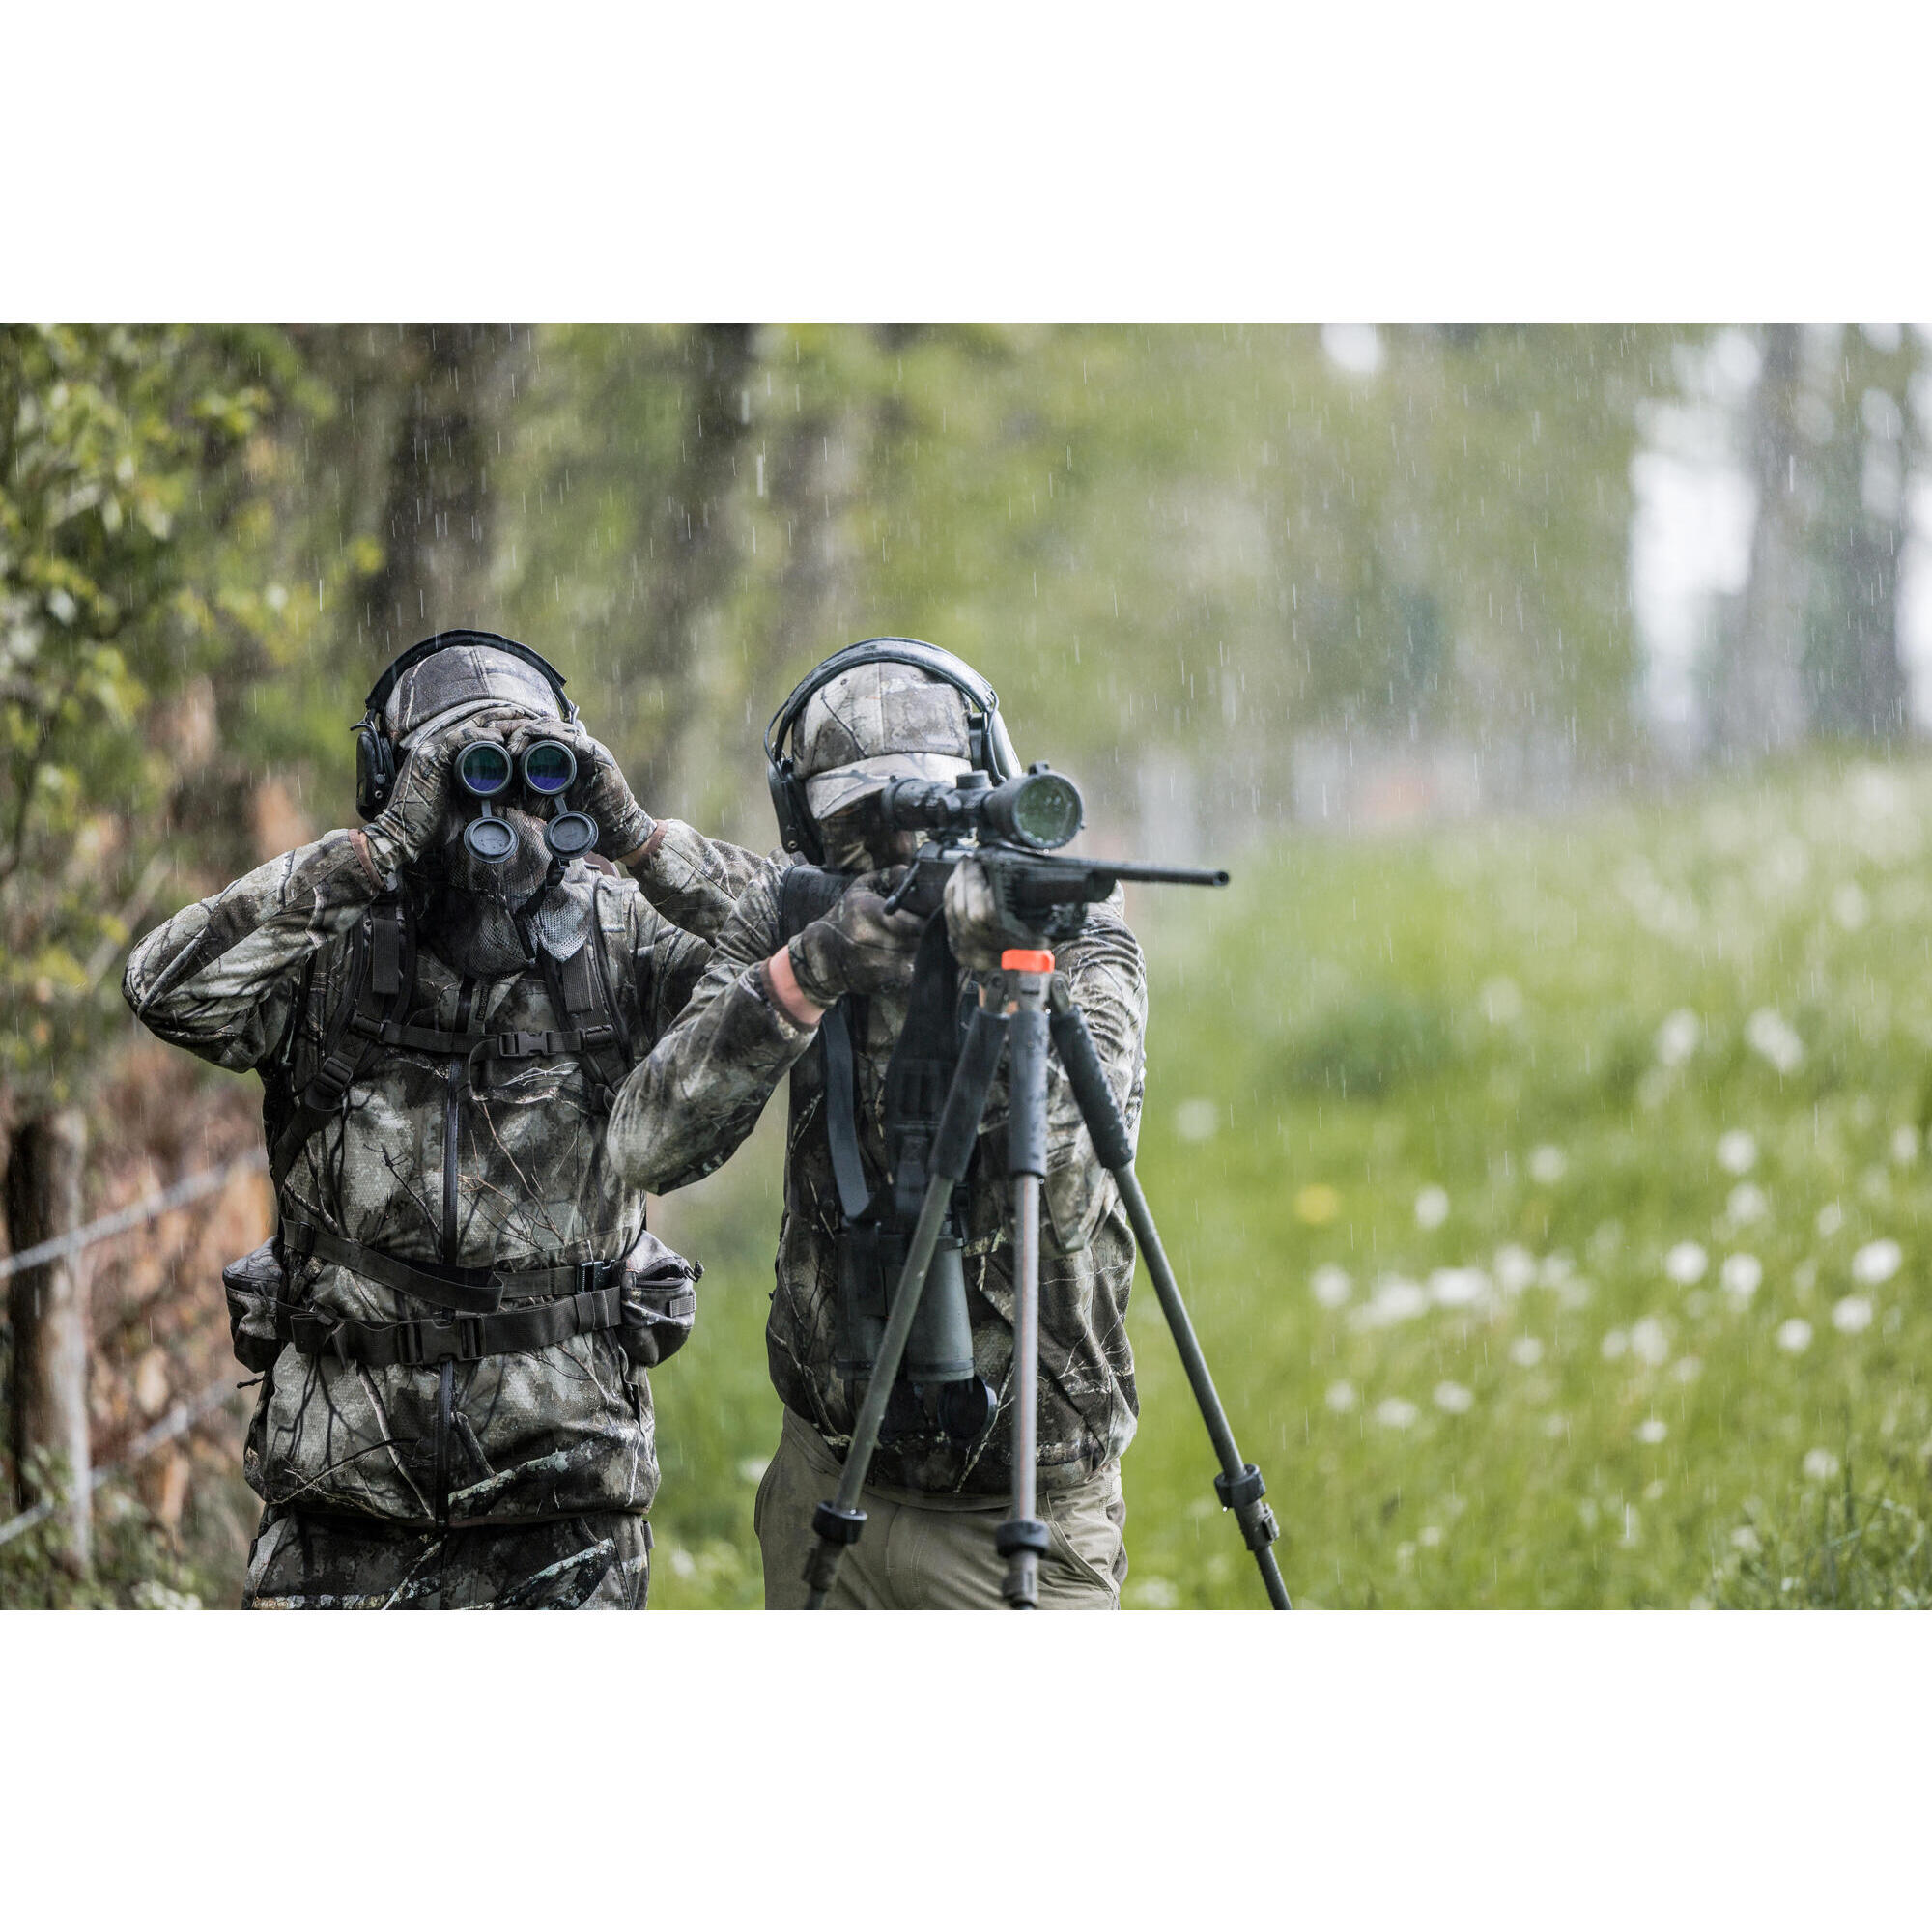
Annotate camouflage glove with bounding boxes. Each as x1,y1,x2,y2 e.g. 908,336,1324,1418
510,719,655,862
787,867,925,1007
943,855,1048,970
358,725,475,880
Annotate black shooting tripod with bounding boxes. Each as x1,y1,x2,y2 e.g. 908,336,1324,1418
803,948,1292,1611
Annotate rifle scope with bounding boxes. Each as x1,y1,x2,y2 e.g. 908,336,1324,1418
878,766,1085,852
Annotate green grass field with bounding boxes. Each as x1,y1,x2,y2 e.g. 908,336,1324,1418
645,754,1932,1607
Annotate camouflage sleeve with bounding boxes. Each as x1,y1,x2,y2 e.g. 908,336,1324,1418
1039,894,1148,1255
606,855,817,1192
122,832,380,1073
626,819,771,943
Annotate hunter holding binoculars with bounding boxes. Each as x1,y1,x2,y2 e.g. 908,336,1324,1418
123,631,759,1608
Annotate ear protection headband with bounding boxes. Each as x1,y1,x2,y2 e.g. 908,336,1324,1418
763,637,1021,864
354,629,578,822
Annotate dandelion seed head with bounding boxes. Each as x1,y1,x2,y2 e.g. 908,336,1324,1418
1833,1294,1874,1334
1717,1129,1758,1176
1664,1240,1709,1286
1777,1318,1814,1353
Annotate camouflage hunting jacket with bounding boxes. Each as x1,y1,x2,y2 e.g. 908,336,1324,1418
123,821,759,1529
606,854,1150,1496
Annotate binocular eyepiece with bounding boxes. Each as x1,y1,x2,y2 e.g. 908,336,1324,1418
455,737,599,864
877,764,1085,852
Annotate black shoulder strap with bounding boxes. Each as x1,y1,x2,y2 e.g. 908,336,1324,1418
878,917,964,1225
535,878,631,1109
270,896,415,1191
819,1000,875,1224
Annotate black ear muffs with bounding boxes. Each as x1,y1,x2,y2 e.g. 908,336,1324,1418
355,629,577,824
355,712,396,821
762,637,1019,858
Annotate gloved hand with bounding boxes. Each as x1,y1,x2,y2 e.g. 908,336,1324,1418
508,718,655,862
943,856,1048,971
788,868,926,1008
358,724,483,879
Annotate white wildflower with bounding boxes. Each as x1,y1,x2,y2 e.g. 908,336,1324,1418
1325,1379,1358,1413
1746,1008,1804,1074
1720,1253,1762,1300
1656,1009,1701,1067
1892,1124,1922,1166
1672,1355,1703,1382
1817,1202,1844,1238
1777,1318,1814,1354
1494,1245,1537,1294
1430,1267,1491,1309
1374,1397,1418,1431
1730,1526,1761,1555
1414,1184,1450,1231
1351,1277,1429,1329
1664,1241,1708,1286
1433,1380,1474,1414
1602,1328,1629,1360
1727,1183,1769,1225
1630,1317,1670,1367
1802,1448,1841,1482
1311,1264,1352,1309
1852,1238,1902,1286
1717,1129,1758,1176
1529,1145,1568,1185
1635,1418,1667,1445
1418,1524,1443,1548
1175,1098,1219,1143
1509,1336,1545,1368
1130,1577,1180,1608
1833,1295,1874,1334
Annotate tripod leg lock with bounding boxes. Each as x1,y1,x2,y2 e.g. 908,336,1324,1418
1213,1463,1266,1511
811,1501,867,1546
1214,1464,1282,1552
995,1517,1051,1558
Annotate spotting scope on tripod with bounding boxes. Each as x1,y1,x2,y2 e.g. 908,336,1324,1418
789,763,1292,1611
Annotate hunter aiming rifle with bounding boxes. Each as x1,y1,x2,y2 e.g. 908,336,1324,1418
786,761,1292,1610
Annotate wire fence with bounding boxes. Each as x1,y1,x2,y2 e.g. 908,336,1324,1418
0,1149,267,1550
0,1374,247,1550
0,1148,267,1282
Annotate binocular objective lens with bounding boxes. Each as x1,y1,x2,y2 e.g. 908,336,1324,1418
544,811,599,860
463,816,519,863
522,741,577,796
457,742,514,798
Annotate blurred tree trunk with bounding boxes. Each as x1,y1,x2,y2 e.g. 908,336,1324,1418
360,324,524,656
634,324,759,811
5,1108,90,1570
1716,325,1811,761
1804,327,1915,742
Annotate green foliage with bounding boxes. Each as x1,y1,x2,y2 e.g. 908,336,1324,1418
0,324,321,1112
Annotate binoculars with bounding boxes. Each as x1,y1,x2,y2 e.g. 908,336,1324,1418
455,737,599,863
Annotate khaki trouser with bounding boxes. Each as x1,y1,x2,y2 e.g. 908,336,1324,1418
754,1406,1126,1610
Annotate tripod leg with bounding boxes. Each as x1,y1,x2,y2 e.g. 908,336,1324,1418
801,999,1010,1609
1048,980,1292,1609
997,959,1054,1608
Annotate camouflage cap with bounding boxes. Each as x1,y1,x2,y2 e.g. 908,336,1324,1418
794,662,974,818
384,643,566,747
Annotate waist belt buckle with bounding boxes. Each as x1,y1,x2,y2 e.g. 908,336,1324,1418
406,1313,483,1367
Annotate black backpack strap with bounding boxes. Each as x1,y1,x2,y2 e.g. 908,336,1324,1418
270,896,416,1190
879,917,965,1223
818,999,875,1225
535,879,631,1108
